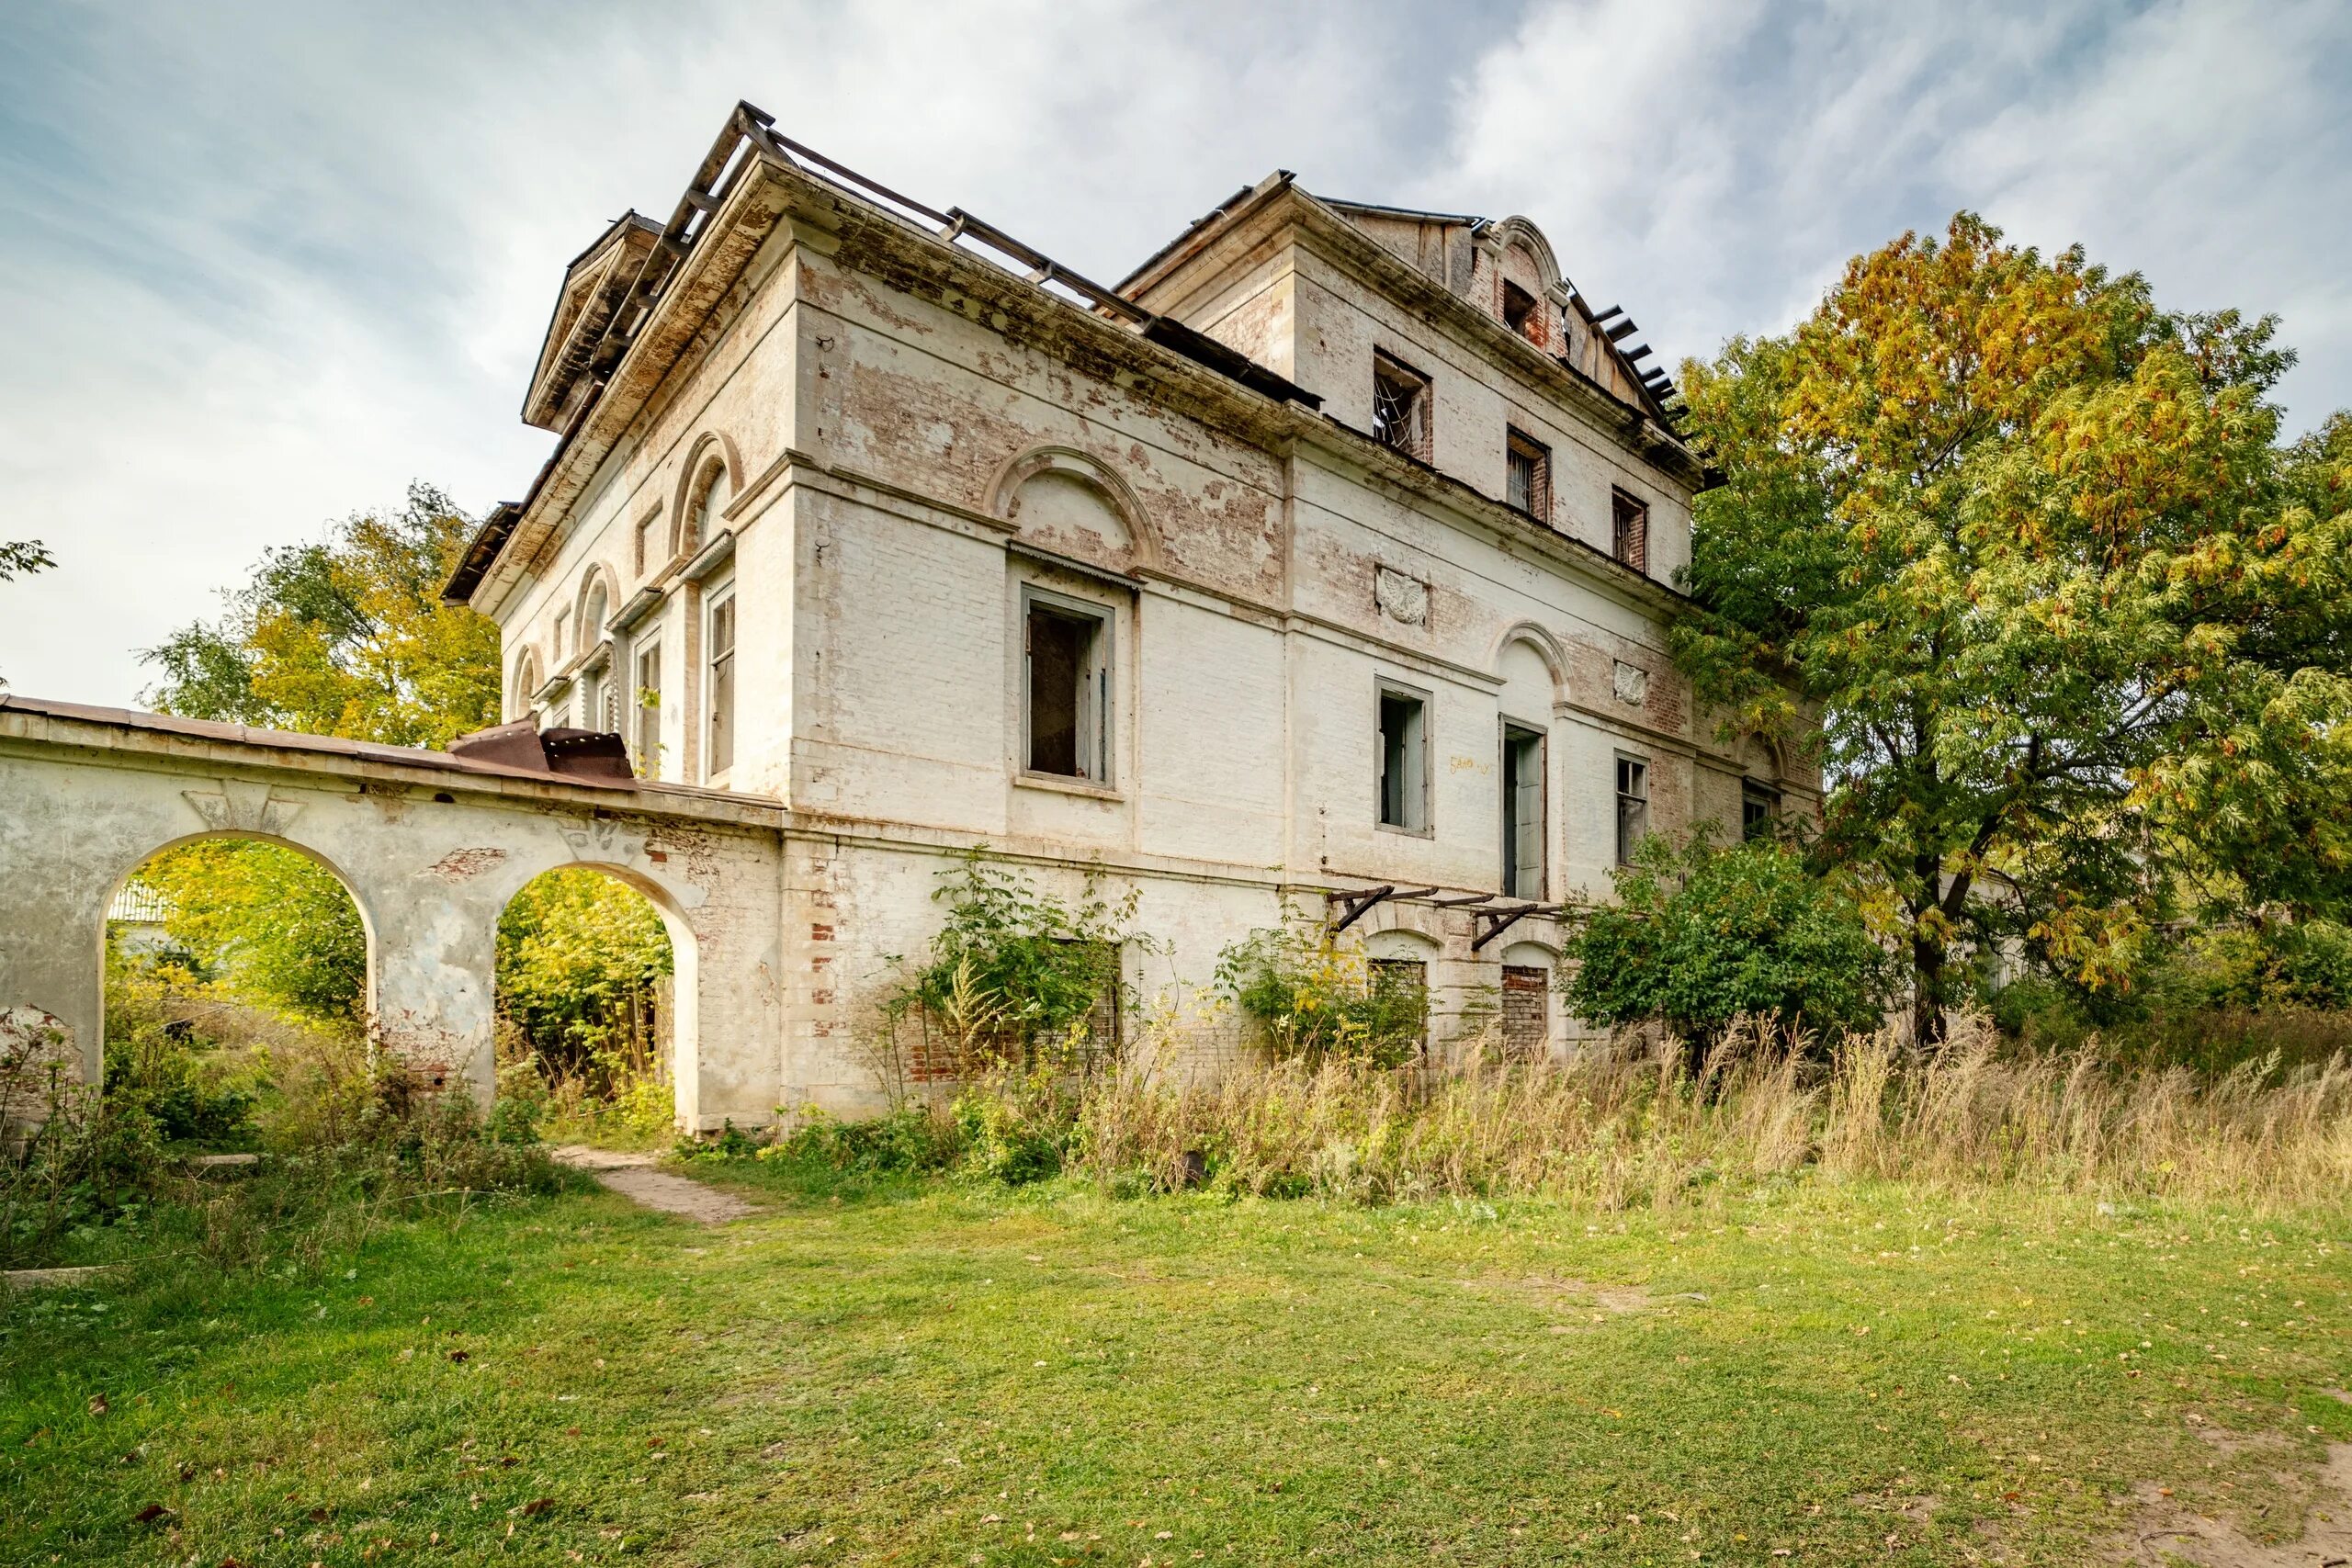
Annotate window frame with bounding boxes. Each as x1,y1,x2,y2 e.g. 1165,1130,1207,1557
633,640,662,779
1742,781,1780,841
1374,677,1434,836
1611,487,1649,572
1500,719,1547,898
703,578,737,783
1370,350,1433,461
1019,582,1115,787
1614,753,1650,866
1505,427,1551,523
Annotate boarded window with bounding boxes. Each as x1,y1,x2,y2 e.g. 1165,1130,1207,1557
1502,724,1545,897
1743,781,1779,841
633,643,662,778
1371,351,1431,460
1377,683,1430,831
706,590,736,779
1501,964,1549,1059
1611,488,1649,571
1615,755,1649,865
1024,593,1110,781
1506,428,1550,521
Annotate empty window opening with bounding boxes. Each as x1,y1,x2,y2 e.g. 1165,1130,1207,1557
1743,781,1780,841
1377,682,1430,831
1024,592,1111,782
1615,755,1649,865
1501,964,1549,1059
1501,281,1541,344
706,588,736,780
1501,723,1546,897
1368,957,1430,1055
1371,351,1432,460
1506,429,1551,521
634,643,662,778
1612,488,1649,572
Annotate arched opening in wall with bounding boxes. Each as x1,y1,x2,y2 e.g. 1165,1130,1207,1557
494,865,683,1145
100,834,372,1154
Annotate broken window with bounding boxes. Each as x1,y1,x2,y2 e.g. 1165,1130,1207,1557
1505,428,1550,521
1615,755,1649,866
706,587,736,780
1501,281,1540,344
1371,351,1431,460
1023,590,1111,782
1377,682,1430,832
1368,957,1430,1053
1501,723,1545,897
634,643,662,778
1611,488,1649,572
1743,781,1779,841
1501,964,1549,1058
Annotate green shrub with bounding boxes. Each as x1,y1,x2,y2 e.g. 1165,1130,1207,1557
759,1106,960,1177
1214,919,1429,1067
1563,832,1892,1044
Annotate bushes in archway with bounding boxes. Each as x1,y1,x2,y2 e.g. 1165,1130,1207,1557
495,868,673,1099
131,840,367,1021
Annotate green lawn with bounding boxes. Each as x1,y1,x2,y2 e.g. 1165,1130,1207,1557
6,1165,2351,1565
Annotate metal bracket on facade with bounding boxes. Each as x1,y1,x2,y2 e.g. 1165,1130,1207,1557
1325,885,1437,935
1471,903,1558,951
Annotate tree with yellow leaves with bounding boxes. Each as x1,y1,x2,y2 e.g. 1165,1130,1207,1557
1676,215,2352,1043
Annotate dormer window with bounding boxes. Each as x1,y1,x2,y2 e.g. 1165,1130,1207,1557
1501,281,1540,344
1371,351,1431,461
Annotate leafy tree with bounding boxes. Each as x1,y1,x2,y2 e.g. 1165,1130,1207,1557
0,537,55,687
142,481,500,750
496,868,673,1082
1561,833,1891,1046
1676,214,2352,1041
131,842,367,1020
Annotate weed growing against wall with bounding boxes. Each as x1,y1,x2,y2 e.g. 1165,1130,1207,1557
871,853,1146,1091
1215,916,1430,1067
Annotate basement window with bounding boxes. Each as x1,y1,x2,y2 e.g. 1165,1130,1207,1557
1501,723,1546,898
1615,755,1649,865
1023,589,1112,783
1505,429,1551,522
1371,351,1431,460
1501,281,1540,344
1368,957,1430,1053
1612,488,1649,572
1377,681,1430,833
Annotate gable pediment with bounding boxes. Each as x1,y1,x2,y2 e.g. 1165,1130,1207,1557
521,212,663,432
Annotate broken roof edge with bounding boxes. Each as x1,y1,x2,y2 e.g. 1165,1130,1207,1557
452,109,1329,611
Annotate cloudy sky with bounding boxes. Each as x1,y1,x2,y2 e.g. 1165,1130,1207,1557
2,0,2346,705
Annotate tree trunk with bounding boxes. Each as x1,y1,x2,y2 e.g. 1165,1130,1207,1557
1911,927,1949,1047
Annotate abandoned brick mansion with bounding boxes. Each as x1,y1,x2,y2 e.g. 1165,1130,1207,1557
0,103,1810,1127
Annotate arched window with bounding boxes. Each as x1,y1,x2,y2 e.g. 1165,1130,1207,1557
681,456,733,557
580,581,609,654
513,650,542,720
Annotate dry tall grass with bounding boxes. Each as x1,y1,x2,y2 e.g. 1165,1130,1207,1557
1074,1010,2352,1212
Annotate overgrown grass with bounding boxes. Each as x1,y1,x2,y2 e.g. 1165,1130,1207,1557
6,1170,2350,1565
